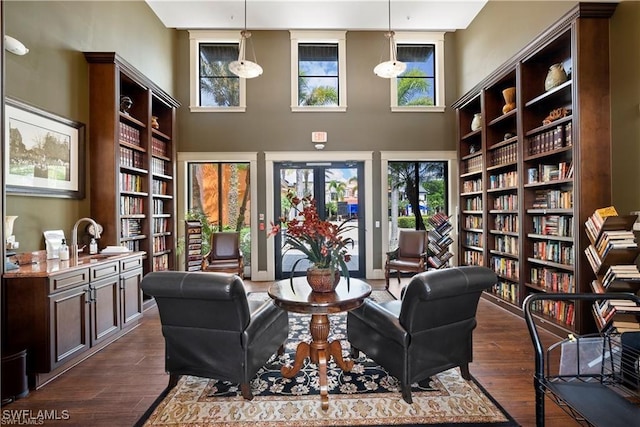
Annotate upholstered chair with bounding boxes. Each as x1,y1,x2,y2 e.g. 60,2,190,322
202,231,244,278
141,271,288,400
384,229,429,289
347,266,497,404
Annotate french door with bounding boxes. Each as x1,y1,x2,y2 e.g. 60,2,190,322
273,162,365,279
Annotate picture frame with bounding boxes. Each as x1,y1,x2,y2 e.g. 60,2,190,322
5,97,85,199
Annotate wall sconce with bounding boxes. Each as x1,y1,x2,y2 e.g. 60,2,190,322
312,131,327,150
5,35,29,56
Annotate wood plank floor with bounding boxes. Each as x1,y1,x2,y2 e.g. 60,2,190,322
1,279,578,426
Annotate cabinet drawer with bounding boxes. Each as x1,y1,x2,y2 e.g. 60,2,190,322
120,256,143,273
90,261,119,281
49,268,90,293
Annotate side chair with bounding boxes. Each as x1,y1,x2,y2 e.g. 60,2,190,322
384,229,429,290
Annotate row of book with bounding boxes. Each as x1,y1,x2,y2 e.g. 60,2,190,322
531,214,573,238
494,214,519,233
153,236,168,253
120,146,145,169
491,256,519,281
526,122,572,156
526,161,573,184
120,122,142,147
122,239,141,252
593,298,640,332
153,253,170,271
465,231,483,247
532,241,574,265
531,189,573,209
153,217,169,234
121,218,143,238
153,199,166,215
428,252,453,269
494,234,518,256
463,250,484,266
120,195,144,215
151,158,169,175
584,205,620,243
492,194,518,210
489,170,517,190
529,297,575,326
530,267,574,293
151,137,170,158
120,172,145,193
593,229,636,259
152,179,169,196
489,142,517,167
464,215,483,230
464,196,482,211
463,155,483,174
462,178,482,193
601,265,640,289
491,281,519,305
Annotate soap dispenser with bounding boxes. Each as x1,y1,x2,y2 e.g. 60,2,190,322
89,238,98,255
59,239,70,261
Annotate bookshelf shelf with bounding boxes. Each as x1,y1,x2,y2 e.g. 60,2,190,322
453,3,617,335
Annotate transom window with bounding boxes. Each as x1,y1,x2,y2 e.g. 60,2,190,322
189,30,247,112
391,32,445,113
290,31,347,112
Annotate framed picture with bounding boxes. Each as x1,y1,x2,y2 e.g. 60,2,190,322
5,97,85,199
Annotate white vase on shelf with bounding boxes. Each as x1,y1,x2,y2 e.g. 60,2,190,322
471,113,482,132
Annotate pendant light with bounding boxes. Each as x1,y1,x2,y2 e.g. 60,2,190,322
229,0,263,79
373,0,406,78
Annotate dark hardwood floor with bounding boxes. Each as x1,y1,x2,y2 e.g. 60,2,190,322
1,279,577,426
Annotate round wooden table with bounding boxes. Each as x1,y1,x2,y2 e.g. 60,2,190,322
268,277,372,410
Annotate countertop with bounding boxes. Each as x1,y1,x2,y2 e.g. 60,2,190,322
3,251,145,278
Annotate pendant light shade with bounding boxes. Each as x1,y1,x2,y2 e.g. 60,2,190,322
374,1,405,78
229,0,263,79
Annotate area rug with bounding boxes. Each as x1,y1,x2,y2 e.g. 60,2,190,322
137,291,517,427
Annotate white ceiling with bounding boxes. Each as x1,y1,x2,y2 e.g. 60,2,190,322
145,0,489,32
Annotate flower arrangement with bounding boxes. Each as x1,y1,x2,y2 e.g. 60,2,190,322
268,192,355,290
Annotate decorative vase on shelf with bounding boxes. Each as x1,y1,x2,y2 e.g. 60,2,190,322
470,113,482,132
544,63,568,91
151,116,160,130
306,267,340,293
502,87,516,114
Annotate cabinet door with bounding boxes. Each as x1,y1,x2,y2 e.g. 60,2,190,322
120,268,143,327
90,275,121,346
49,285,91,369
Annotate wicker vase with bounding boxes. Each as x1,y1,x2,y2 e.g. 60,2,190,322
306,268,340,293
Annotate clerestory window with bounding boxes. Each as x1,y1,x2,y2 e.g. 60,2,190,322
290,31,347,112
390,32,445,112
189,30,247,112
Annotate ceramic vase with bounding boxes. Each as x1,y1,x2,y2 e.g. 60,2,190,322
470,113,482,132
151,116,160,130
5,216,17,240
502,87,516,114
544,63,568,91
306,268,340,293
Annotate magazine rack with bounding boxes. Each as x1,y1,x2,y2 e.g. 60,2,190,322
524,292,640,427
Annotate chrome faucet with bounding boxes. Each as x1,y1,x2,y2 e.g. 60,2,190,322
71,217,101,263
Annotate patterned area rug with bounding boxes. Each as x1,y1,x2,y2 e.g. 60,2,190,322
138,291,517,426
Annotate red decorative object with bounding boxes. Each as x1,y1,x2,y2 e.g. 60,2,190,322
306,268,340,293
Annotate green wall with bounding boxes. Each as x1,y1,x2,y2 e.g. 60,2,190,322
4,0,176,251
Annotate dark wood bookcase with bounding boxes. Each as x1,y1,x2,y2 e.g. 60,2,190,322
84,52,180,276
453,2,617,335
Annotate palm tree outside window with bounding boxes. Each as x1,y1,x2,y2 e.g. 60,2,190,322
396,44,435,106
298,43,339,106
199,43,240,107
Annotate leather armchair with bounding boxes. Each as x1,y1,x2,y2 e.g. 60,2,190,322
203,232,244,278
347,266,497,404
141,271,288,400
384,229,428,289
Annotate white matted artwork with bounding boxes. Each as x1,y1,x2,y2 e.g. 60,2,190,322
5,97,85,198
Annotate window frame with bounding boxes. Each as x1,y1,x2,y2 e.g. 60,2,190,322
189,30,247,113
390,32,445,113
290,30,347,112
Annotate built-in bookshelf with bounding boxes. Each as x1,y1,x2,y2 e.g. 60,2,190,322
427,212,453,269
185,220,204,272
453,3,617,335
585,207,640,333
85,52,179,276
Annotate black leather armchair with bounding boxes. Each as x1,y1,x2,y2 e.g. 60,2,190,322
141,271,288,400
347,266,497,403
